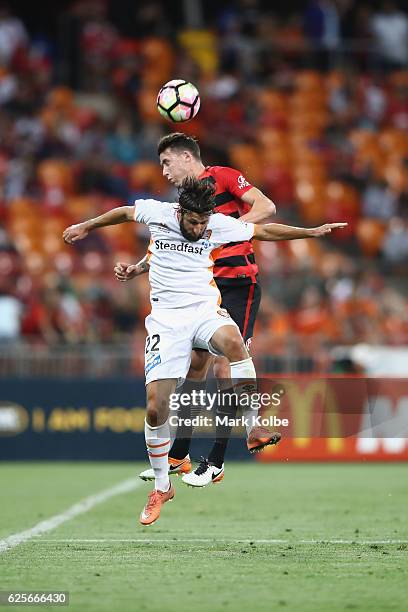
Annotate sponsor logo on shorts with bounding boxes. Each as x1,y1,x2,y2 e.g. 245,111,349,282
145,354,161,375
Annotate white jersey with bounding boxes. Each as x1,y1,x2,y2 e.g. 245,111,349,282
133,200,254,309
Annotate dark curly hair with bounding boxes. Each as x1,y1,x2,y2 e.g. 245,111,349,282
178,177,215,214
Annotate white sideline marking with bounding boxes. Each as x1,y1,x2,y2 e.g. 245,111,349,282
0,478,142,554
35,538,408,545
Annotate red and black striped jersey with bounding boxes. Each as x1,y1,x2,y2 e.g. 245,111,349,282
198,166,258,286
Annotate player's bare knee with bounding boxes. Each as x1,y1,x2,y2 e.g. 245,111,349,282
146,387,169,426
146,406,159,426
146,397,168,426
222,333,248,362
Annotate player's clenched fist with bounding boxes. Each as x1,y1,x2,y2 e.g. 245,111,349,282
114,262,142,282
63,222,89,244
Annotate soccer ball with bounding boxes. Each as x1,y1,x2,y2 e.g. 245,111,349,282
157,80,200,123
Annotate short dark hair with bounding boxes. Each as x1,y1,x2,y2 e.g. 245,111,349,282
178,177,215,215
157,133,201,159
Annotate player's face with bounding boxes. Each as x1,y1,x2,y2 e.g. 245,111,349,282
179,211,211,242
159,148,191,186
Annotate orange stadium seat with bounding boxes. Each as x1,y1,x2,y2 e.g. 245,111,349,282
348,129,377,151
292,144,324,162
42,217,67,238
129,161,166,194
289,92,326,111
257,90,287,113
379,129,408,157
8,217,41,237
43,234,66,256
13,233,44,255
294,71,324,92
295,180,327,224
289,111,328,131
137,87,162,123
141,37,174,70
354,145,385,179
38,107,58,130
384,161,408,193
356,218,387,256
8,198,39,219
324,182,360,240
47,86,74,111
293,166,327,182
262,147,291,168
227,144,262,185
66,196,98,221
140,37,174,86
37,160,73,193
325,70,346,90
255,128,288,149
289,128,323,146
103,222,138,253
295,180,326,203
326,181,360,215
298,199,327,224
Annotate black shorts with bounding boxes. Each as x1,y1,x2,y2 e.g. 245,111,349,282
216,282,261,343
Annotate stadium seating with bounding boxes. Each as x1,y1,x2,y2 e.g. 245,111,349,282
1,10,406,371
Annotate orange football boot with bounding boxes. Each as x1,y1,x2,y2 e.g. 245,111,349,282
247,427,281,454
139,455,192,481
139,484,175,526
168,456,192,475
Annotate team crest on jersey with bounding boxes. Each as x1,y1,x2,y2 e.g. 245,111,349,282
200,229,213,249
238,175,250,189
217,308,230,318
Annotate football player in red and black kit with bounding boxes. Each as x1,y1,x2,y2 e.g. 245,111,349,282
122,133,280,487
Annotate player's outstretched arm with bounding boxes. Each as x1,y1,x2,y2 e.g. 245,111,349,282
63,206,135,244
252,222,348,241
114,254,150,282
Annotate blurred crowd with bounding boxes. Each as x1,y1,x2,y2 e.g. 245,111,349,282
0,0,407,373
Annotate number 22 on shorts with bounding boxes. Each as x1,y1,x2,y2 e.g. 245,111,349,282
145,334,162,375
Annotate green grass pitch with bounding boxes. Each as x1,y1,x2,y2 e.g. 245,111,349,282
0,462,407,612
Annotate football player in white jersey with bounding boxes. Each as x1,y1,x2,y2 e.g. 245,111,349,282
63,177,346,525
